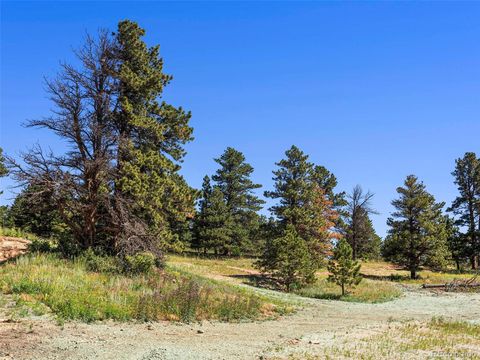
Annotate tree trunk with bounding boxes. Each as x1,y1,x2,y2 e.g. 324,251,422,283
341,283,345,296
410,268,416,279
472,255,478,270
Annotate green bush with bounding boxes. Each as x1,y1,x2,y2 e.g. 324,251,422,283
124,252,156,275
83,249,122,274
29,238,58,253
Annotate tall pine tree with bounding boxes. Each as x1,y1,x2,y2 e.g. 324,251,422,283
113,20,196,254
448,152,480,269
194,176,232,255
259,145,340,287
384,175,448,279
212,147,264,255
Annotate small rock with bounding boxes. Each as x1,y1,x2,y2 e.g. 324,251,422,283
147,324,154,330
197,329,204,334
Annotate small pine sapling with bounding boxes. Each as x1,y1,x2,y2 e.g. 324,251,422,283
327,239,362,296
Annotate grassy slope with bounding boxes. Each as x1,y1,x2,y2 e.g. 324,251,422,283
0,254,292,323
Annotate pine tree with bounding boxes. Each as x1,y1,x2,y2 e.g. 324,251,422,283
8,21,195,258
445,216,468,270
258,146,340,289
345,185,378,260
327,239,362,296
195,176,232,255
212,147,264,255
385,175,448,279
257,225,315,291
0,147,7,196
448,152,480,269
113,20,196,253
0,148,7,178
264,145,339,258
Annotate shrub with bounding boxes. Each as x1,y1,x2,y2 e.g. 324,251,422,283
124,252,156,275
83,249,122,274
28,238,58,253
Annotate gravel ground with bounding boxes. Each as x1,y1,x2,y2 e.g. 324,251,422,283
1,288,479,360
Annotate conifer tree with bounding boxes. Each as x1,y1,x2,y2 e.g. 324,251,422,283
0,148,7,178
212,147,264,254
327,239,362,296
8,20,195,257
445,216,468,270
195,176,232,255
448,152,480,269
258,146,340,289
264,145,339,258
113,20,196,253
345,186,380,260
385,175,448,279
0,147,7,196
257,225,315,291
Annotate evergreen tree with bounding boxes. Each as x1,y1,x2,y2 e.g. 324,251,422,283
345,186,380,260
195,176,232,255
9,184,62,238
0,147,8,196
257,225,315,291
258,146,340,289
212,147,264,255
113,20,196,253
445,216,468,270
8,20,194,258
0,147,7,178
327,239,362,296
448,152,480,269
264,145,339,258
385,175,448,279
311,165,347,230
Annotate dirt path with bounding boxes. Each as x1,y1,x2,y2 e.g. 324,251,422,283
1,288,480,360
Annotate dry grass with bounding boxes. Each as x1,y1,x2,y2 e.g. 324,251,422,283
358,261,477,285
320,318,480,359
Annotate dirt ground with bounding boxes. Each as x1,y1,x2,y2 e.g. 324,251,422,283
1,239,479,359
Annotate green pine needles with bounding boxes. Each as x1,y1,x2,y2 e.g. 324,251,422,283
328,239,362,296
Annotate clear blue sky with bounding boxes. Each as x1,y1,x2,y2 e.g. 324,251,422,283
1,1,479,237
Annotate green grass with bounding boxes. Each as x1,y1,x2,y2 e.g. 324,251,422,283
357,260,478,285
168,255,403,303
0,254,291,323
319,318,480,360
296,277,402,303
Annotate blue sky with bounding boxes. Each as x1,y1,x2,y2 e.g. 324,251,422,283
1,1,479,237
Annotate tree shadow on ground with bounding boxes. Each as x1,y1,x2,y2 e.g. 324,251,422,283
361,273,412,282
228,273,282,291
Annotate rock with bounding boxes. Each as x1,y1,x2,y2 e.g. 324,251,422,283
197,329,204,334
147,324,154,330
